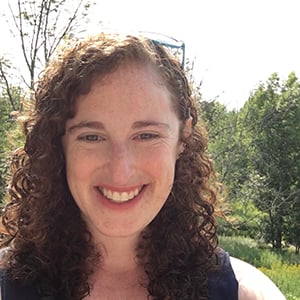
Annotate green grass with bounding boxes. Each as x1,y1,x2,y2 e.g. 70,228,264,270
219,235,300,300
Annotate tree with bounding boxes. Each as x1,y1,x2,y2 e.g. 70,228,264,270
0,57,19,111
242,72,300,250
200,74,300,249
0,0,96,203
1,0,95,105
200,99,266,238
0,87,23,201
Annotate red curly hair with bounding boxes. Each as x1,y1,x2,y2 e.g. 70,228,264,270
1,32,220,299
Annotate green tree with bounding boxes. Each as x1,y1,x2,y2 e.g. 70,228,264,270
0,57,19,111
200,99,265,238
0,0,96,202
242,72,300,250
200,73,300,248
0,87,23,201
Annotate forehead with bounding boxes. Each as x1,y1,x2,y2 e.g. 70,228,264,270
75,62,173,113
104,61,163,84
67,62,181,133
94,61,178,113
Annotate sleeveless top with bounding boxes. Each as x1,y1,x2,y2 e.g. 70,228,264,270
207,250,239,300
0,251,238,299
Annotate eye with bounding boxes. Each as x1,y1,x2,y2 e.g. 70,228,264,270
135,133,160,140
78,134,104,142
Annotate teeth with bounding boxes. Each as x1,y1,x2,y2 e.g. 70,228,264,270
100,187,141,203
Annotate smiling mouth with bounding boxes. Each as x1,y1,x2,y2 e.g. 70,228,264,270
97,186,144,203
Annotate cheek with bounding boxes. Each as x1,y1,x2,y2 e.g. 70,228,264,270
65,149,96,185
146,148,177,182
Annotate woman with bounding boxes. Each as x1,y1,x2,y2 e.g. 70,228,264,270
0,32,285,299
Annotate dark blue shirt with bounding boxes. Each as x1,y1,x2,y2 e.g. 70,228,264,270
1,251,238,299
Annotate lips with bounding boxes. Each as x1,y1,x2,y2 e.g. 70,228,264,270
98,186,143,203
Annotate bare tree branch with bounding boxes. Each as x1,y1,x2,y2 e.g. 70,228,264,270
3,0,94,98
46,0,85,61
17,0,31,73
0,60,17,111
43,0,52,62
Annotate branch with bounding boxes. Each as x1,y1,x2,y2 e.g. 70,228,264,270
20,73,31,90
29,0,47,89
0,61,17,111
16,0,31,73
47,0,84,60
8,2,20,32
43,0,52,62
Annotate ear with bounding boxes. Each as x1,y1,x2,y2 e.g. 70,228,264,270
177,117,193,159
182,116,193,138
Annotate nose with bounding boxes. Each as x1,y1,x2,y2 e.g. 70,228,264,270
107,142,135,185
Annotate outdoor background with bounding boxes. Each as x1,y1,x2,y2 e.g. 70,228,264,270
0,1,299,299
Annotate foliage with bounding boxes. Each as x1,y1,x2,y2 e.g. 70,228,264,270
0,57,20,111
200,100,266,239
0,89,24,201
241,72,300,249
201,72,300,252
0,0,96,203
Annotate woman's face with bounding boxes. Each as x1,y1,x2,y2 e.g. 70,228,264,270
62,62,184,241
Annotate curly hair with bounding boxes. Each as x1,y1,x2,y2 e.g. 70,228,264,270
1,32,220,299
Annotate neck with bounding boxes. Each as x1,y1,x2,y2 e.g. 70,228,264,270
90,232,148,287
98,233,141,273
87,233,149,299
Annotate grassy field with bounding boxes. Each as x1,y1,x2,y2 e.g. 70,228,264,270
219,235,300,300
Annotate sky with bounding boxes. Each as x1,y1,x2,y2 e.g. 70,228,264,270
1,0,300,110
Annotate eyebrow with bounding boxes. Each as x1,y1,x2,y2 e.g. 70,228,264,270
67,121,105,132
67,120,170,133
132,120,170,130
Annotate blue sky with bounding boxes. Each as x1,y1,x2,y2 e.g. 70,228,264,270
1,0,300,110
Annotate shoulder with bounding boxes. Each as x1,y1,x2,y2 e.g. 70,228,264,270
230,256,286,300
207,250,239,300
